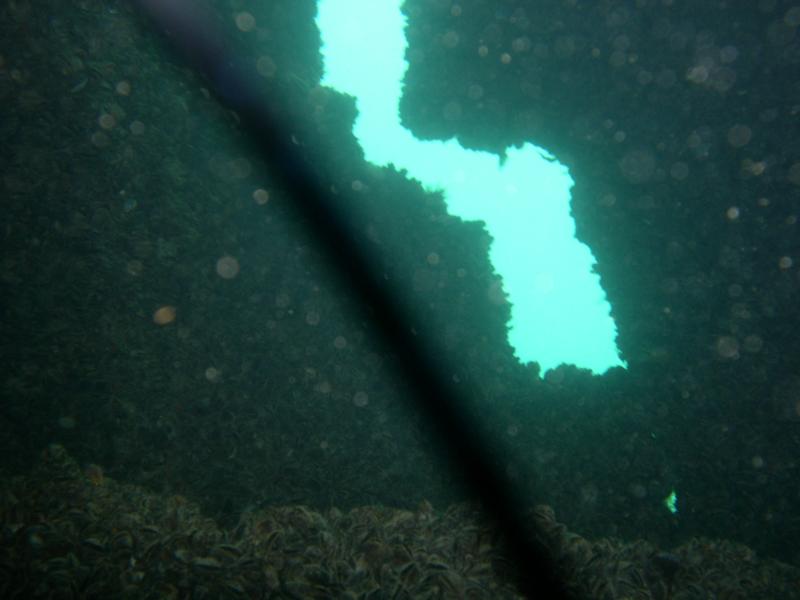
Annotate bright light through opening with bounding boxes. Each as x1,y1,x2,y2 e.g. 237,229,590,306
316,0,625,376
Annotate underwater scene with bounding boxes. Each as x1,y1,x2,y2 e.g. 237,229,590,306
2,0,800,597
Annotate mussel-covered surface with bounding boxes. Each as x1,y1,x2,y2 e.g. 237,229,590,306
2,445,797,599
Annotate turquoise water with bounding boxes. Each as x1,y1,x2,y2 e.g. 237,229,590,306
317,0,624,375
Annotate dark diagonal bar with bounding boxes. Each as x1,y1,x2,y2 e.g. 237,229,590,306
134,1,569,597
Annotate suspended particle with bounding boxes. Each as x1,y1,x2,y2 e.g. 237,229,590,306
727,124,752,148
90,131,110,147
84,463,105,485
511,37,531,53
58,416,76,429
98,113,116,130
256,56,277,78
253,188,270,205
153,305,177,325
353,391,369,407
715,335,739,359
743,334,763,353
670,162,689,181
216,256,240,279
126,260,144,276
790,163,800,186
629,483,647,499
442,30,459,48
235,12,256,32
